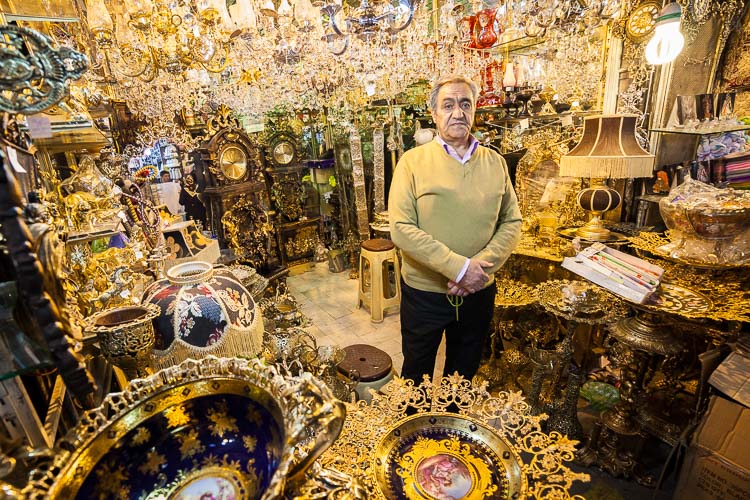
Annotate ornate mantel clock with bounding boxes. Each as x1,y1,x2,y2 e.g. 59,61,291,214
263,121,319,268
195,105,268,248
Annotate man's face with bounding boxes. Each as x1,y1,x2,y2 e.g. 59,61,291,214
432,82,475,144
161,173,170,182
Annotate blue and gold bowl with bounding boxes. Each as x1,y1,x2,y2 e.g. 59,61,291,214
25,357,346,499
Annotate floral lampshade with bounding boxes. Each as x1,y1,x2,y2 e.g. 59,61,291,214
141,261,263,369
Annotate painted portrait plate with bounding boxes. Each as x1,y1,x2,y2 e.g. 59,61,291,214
374,413,527,500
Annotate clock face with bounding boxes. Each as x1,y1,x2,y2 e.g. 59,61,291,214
272,141,296,166
219,145,248,181
626,2,660,41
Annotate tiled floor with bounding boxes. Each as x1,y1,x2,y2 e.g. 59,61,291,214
286,262,448,380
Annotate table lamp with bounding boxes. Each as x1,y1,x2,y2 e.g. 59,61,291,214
559,115,655,241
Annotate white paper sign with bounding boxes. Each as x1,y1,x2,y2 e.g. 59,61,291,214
519,118,530,130
561,114,574,127
6,147,26,173
26,115,53,139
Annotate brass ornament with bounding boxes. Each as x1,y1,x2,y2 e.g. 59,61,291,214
494,278,536,308
318,374,589,499
205,104,243,137
87,303,161,380
376,414,525,499
0,25,88,114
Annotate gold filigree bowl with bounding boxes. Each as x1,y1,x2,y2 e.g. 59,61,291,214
374,413,527,499
24,357,346,500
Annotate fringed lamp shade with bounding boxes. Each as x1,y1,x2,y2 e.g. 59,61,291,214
559,115,655,241
141,261,264,369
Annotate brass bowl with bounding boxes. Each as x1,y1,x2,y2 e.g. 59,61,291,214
374,413,527,499
24,357,346,499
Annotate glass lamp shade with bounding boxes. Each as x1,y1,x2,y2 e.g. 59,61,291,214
141,261,264,370
645,2,684,65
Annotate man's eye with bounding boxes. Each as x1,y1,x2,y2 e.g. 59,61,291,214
461,102,472,109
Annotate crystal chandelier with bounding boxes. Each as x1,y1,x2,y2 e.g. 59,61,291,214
320,0,420,54
86,0,235,81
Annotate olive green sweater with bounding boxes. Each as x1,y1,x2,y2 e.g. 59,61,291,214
389,139,522,293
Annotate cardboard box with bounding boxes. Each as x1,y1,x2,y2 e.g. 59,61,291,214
674,396,750,500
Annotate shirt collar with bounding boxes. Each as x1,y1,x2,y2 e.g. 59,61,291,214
435,134,480,165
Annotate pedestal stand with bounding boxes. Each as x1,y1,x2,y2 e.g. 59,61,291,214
577,309,682,486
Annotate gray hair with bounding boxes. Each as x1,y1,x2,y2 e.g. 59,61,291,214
428,75,479,111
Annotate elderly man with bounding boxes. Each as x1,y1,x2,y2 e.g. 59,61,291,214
388,75,522,383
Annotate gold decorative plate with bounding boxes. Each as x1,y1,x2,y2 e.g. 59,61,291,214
374,413,527,499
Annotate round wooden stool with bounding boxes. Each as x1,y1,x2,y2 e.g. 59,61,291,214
337,344,396,403
357,238,401,322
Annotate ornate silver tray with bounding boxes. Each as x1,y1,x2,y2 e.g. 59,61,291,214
374,413,526,499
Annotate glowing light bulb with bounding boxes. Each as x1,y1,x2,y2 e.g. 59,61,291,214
645,2,684,65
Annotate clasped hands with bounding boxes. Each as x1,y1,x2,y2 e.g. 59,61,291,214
447,259,492,297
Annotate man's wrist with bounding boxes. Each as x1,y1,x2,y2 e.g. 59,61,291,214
455,258,470,282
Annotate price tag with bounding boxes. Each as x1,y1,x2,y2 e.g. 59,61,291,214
561,115,574,127
26,115,52,139
6,147,26,173
519,118,530,130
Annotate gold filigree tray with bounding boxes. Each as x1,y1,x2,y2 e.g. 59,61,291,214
319,375,589,499
374,413,526,499
640,282,713,317
628,232,750,270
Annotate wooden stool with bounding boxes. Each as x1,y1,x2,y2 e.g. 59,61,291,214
338,344,395,403
357,238,401,322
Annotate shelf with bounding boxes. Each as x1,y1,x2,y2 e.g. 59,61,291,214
649,125,750,136
465,34,546,56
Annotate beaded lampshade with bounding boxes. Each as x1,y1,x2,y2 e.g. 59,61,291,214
559,115,655,240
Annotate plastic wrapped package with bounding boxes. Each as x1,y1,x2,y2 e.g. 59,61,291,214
658,178,750,265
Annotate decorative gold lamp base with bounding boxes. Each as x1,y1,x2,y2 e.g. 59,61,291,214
574,181,622,242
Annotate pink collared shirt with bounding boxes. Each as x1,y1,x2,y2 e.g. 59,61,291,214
435,134,480,165
434,134,480,283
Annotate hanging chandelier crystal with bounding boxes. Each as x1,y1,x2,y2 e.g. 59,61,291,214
319,0,420,54
86,0,235,81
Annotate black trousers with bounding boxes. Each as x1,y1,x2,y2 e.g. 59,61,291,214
400,280,496,383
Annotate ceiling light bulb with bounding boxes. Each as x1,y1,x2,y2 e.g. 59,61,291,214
645,2,684,65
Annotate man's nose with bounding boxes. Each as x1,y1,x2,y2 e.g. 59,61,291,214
451,106,465,118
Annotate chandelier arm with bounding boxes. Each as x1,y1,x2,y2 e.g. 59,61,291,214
199,43,231,73
386,3,416,34
116,45,153,78
329,36,349,55
321,5,345,36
